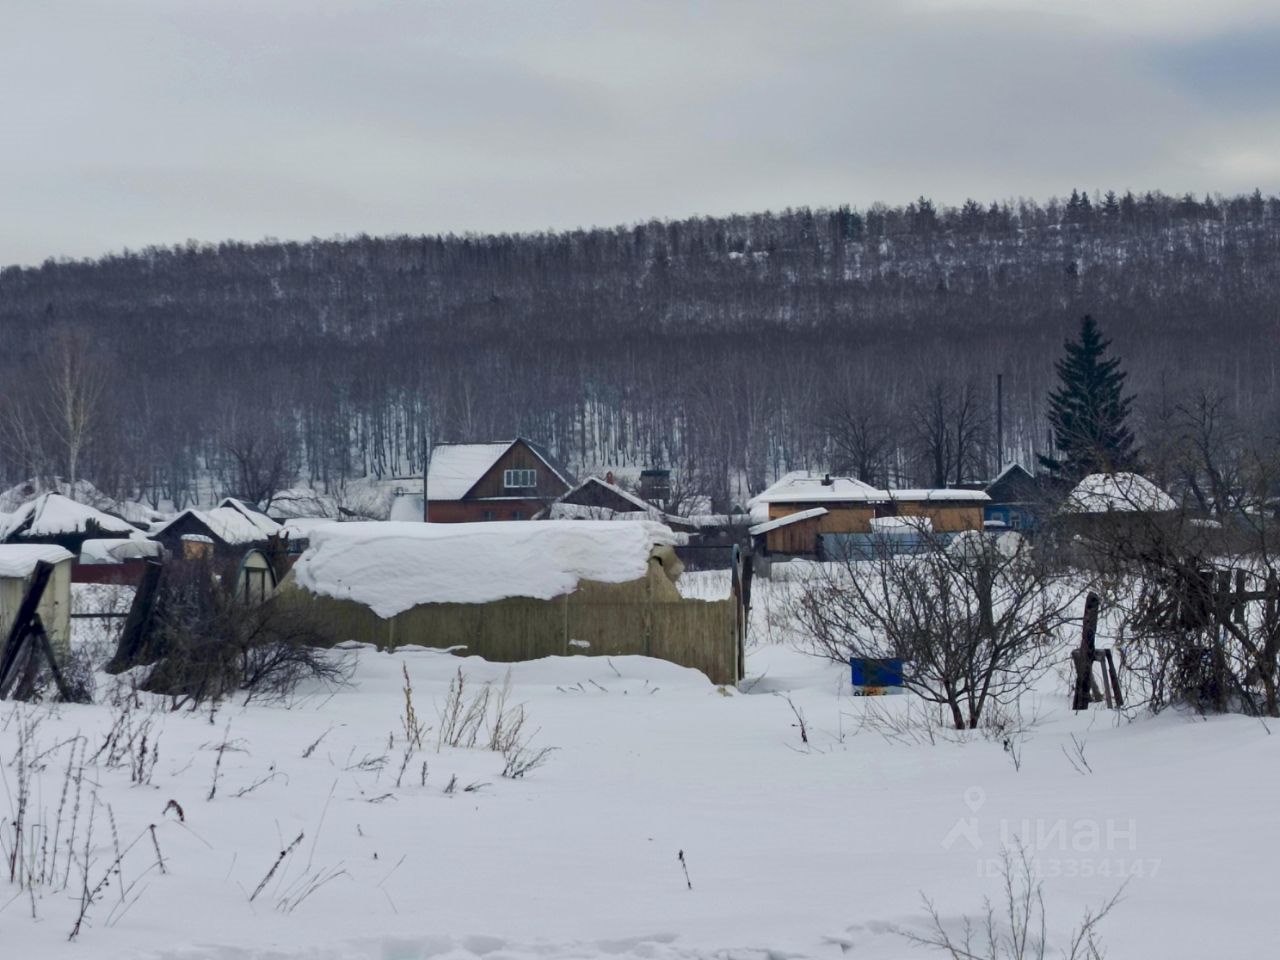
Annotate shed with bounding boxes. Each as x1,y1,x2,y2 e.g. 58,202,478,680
748,473,988,556
277,519,742,684
151,498,283,556
0,544,74,662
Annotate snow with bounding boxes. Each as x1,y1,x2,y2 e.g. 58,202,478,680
11,549,1280,960
153,502,283,546
79,538,164,564
748,507,827,536
751,473,990,506
290,519,682,616
7,615,1280,960
388,492,425,522
426,442,518,500
1065,472,1177,513
869,514,932,533
0,543,74,577
0,477,165,525
0,493,141,540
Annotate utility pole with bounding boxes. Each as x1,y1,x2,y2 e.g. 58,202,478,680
995,373,1004,473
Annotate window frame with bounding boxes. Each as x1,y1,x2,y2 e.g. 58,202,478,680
503,467,537,490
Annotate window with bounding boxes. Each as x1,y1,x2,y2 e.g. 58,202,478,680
482,510,496,521
512,510,525,520
504,468,537,489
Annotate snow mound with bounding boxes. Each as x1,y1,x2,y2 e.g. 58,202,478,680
1065,472,1176,513
0,543,75,577
80,538,164,564
291,520,681,616
0,493,141,540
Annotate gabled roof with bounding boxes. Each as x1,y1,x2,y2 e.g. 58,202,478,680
561,475,656,513
0,493,140,542
426,438,576,502
749,507,827,537
152,500,283,547
750,472,989,506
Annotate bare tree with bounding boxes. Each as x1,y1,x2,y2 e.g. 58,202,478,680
40,330,108,490
1074,444,1280,717
909,377,991,488
219,403,297,510
825,388,895,485
796,531,1075,729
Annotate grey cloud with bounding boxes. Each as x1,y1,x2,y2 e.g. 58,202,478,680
1,1,1278,265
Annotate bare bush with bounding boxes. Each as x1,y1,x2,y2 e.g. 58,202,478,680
136,558,350,709
797,532,1077,729
897,844,1123,960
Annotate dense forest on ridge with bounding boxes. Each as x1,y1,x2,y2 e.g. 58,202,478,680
1,187,1278,510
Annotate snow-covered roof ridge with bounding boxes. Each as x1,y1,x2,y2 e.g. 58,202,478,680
80,538,164,564
0,493,141,541
750,472,990,506
748,507,828,536
152,502,283,546
290,519,680,617
0,543,75,578
1064,472,1177,514
426,438,575,502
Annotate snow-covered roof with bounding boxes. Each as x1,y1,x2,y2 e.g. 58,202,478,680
0,543,74,578
1064,473,1176,514
749,507,827,536
153,501,282,546
290,519,681,617
79,538,164,564
0,493,140,541
750,472,990,506
426,439,574,501
869,515,933,533
426,443,511,500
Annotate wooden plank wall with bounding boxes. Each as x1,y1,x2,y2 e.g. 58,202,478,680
278,577,740,685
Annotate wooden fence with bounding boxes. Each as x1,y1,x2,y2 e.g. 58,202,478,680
278,571,742,685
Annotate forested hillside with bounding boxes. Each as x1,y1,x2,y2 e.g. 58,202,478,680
2,188,1278,509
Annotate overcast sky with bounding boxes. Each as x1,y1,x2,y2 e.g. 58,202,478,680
3,0,1279,265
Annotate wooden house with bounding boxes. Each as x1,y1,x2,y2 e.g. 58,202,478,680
544,476,749,570
749,473,989,557
425,438,576,523
981,463,1053,531
150,498,284,560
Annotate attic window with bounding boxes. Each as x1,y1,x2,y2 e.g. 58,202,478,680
504,468,537,490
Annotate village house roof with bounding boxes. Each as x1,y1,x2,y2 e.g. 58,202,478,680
1063,473,1177,514
0,493,141,542
748,507,828,537
0,543,75,578
426,438,575,501
750,472,991,506
152,498,282,547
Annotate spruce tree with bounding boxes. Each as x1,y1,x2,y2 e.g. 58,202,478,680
1039,315,1137,480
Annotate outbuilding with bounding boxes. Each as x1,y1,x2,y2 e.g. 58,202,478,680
0,544,74,664
276,519,743,684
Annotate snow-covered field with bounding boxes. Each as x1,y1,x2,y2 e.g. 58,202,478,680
4,569,1277,959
